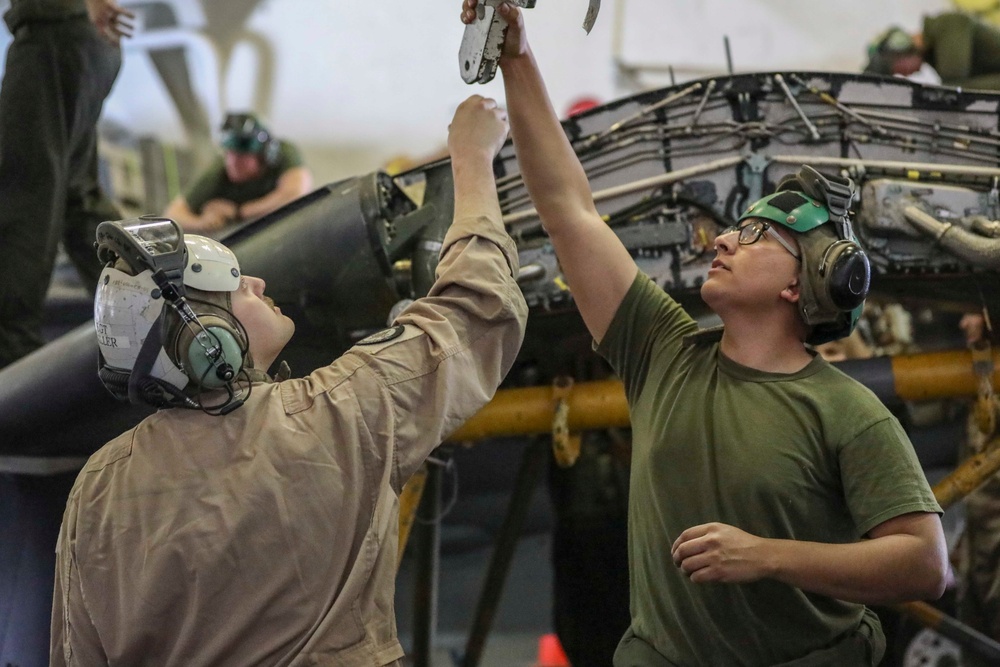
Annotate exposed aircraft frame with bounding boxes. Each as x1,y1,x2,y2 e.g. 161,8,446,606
3,69,1000,665
4,69,1000,464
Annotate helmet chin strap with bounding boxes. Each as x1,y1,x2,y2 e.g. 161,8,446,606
127,311,172,406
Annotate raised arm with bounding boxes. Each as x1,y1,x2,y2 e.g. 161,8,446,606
339,95,528,490
461,1,636,342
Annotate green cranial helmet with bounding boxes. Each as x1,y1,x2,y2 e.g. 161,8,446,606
737,166,871,345
220,112,271,154
864,26,918,76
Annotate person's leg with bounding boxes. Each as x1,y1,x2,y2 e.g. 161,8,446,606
64,157,122,295
549,432,631,667
0,472,78,667
63,19,122,295
0,28,70,368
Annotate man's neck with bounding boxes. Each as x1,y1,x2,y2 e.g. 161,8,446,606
718,314,812,374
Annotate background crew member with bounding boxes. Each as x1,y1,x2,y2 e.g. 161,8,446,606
865,11,1000,90
164,112,313,234
0,0,133,369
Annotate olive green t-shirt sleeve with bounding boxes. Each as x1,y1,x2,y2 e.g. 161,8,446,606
924,13,975,83
596,272,698,404
839,413,942,538
276,140,304,170
182,157,227,214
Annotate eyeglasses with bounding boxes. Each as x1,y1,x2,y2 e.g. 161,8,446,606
720,220,801,259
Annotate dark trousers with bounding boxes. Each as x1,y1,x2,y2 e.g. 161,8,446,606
0,472,77,666
0,16,121,369
549,432,631,667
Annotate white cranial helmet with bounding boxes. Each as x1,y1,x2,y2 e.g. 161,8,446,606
94,217,247,409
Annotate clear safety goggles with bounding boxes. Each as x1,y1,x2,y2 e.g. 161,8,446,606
96,216,187,285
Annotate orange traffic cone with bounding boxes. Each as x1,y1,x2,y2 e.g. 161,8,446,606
535,633,570,667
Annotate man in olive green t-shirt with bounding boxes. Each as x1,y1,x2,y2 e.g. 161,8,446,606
164,112,313,235
865,12,1000,91
462,1,950,665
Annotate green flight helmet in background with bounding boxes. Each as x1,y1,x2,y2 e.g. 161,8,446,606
221,112,272,154
738,165,871,345
864,26,919,76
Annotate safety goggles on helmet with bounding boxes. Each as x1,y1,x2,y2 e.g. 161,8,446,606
96,216,187,294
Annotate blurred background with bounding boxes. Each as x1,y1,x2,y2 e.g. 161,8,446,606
0,0,950,210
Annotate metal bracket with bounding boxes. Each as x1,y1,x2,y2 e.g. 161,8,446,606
582,0,601,34
970,339,997,439
459,0,536,85
459,1,601,84
551,376,580,467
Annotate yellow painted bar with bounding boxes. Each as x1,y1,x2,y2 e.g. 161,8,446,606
447,349,999,442
447,378,630,442
899,600,944,630
892,348,1000,401
932,438,1000,510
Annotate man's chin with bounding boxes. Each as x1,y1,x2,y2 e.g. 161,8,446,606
699,280,723,309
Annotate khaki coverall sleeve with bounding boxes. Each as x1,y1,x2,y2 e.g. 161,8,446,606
50,493,106,667
349,213,528,492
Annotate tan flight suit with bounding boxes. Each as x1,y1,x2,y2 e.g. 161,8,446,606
49,212,528,666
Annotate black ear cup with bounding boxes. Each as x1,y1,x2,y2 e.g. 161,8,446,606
819,240,871,311
98,364,132,399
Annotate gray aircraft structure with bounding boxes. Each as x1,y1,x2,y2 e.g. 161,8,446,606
3,70,1000,666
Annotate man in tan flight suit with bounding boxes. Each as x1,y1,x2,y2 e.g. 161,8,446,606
49,95,527,666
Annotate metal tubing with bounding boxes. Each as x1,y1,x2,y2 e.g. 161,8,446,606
502,156,744,225
903,206,1000,270
771,155,1000,179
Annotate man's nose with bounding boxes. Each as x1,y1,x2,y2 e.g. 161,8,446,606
714,230,737,253
247,276,266,295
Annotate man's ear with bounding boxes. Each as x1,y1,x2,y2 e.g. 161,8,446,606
780,278,801,304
